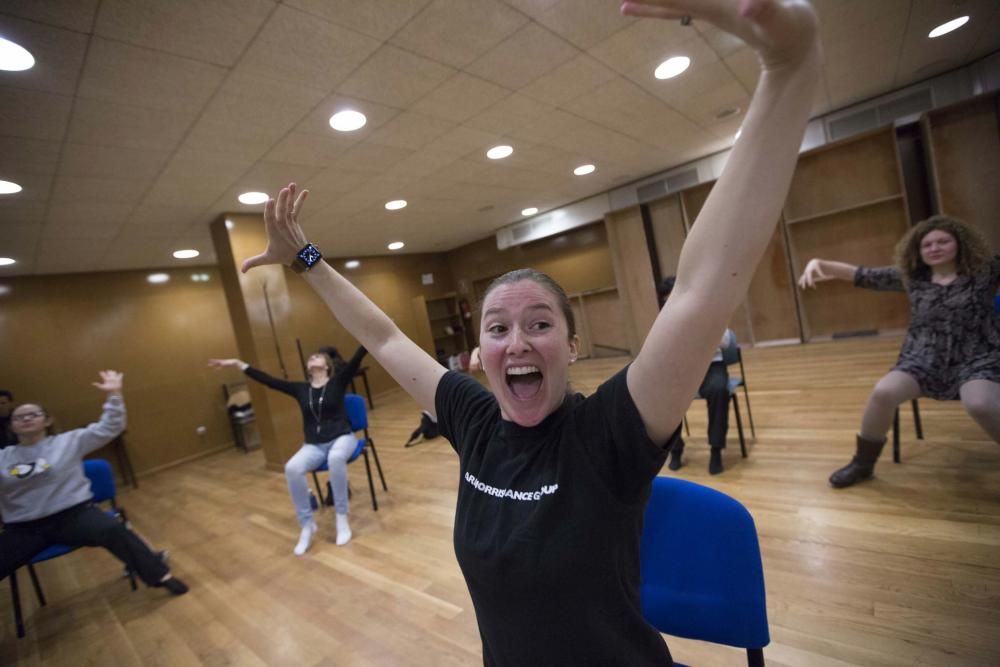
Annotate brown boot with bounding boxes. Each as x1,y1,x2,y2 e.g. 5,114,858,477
829,435,886,488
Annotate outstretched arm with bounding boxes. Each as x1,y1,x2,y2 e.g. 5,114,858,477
208,358,299,395
78,370,127,456
797,258,858,288
625,0,823,443
241,186,445,414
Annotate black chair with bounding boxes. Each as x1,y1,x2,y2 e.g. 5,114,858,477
684,335,756,458
891,399,924,463
8,459,136,639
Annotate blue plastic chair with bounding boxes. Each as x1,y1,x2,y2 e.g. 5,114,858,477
640,476,769,666
310,394,388,511
8,459,136,639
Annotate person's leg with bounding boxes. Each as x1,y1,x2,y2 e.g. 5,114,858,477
666,425,684,471
0,527,48,580
831,371,921,488
326,433,358,546
959,379,1000,442
45,504,185,594
700,362,730,475
284,444,326,555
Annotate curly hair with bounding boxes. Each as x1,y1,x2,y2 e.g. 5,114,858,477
893,215,991,285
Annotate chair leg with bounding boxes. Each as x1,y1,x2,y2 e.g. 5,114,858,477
311,471,326,506
10,570,25,639
911,399,923,440
27,564,46,607
368,440,388,491
362,451,379,512
325,481,334,506
742,385,756,439
892,407,901,463
732,394,747,458
747,647,765,667
683,416,690,437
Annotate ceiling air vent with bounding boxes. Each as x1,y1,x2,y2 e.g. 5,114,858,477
665,168,699,192
636,180,667,203
827,86,933,141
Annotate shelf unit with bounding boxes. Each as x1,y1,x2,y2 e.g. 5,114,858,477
784,125,911,340
424,293,469,363
921,90,1000,251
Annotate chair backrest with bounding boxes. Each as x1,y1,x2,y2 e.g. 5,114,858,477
83,458,117,504
344,394,368,432
640,476,769,650
994,294,999,314
720,330,741,367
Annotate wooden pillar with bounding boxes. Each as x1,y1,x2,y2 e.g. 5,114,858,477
210,213,305,471
604,206,659,357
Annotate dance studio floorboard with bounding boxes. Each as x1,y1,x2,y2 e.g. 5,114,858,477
2,336,998,665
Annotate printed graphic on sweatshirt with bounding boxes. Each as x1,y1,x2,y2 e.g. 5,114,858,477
6,459,51,479
464,471,558,501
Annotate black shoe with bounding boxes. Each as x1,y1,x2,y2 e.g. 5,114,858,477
708,447,724,475
667,438,684,471
159,576,189,596
829,435,886,489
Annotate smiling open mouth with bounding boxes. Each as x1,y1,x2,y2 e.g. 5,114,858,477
506,365,543,400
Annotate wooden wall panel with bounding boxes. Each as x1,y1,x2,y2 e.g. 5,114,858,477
604,207,659,356
785,127,903,221
580,289,629,357
923,91,1000,251
446,221,616,342
0,267,240,478
648,195,686,278
746,225,802,343
788,200,910,338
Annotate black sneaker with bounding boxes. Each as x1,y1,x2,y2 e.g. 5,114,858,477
159,576,189,596
667,437,684,471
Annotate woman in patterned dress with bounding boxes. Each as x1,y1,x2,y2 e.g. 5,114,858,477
799,215,1000,488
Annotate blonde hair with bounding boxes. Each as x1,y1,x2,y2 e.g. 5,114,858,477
893,215,991,286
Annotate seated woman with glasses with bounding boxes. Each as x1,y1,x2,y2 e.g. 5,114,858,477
0,370,188,595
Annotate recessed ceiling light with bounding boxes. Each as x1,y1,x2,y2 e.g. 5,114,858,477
190,273,210,282
486,145,514,160
147,273,170,284
574,164,596,176
238,191,268,205
385,199,407,210
928,16,969,38
173,249,200,259
0,180,22,195
387,241,405,251
735,128,742,140
344,260,361,269
224,219,234,229
0,285,10,296
0,37,35,71
0,257,16,267
329,109,367,132
521,207,539,216
654,56,690,80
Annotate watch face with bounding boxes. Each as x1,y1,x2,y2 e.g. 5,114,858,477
298,244,322,267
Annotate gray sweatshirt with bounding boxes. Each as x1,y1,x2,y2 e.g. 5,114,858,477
0,395,126,523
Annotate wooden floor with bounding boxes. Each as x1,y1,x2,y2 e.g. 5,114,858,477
3,335,998,666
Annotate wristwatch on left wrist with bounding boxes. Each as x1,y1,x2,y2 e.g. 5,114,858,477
291,243,322,273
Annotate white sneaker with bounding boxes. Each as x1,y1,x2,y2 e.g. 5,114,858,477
293,520,317,556
335,513,352,546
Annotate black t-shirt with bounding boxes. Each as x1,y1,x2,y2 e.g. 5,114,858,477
436,365,672,666
244,347,366,444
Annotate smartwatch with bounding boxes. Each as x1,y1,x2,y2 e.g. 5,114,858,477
291,243,322,273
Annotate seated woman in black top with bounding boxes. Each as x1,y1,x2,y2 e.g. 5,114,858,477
209,347,366,554
235,1,822,663
799,216,1000,488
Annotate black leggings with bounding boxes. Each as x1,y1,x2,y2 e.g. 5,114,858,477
0,502,168,587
